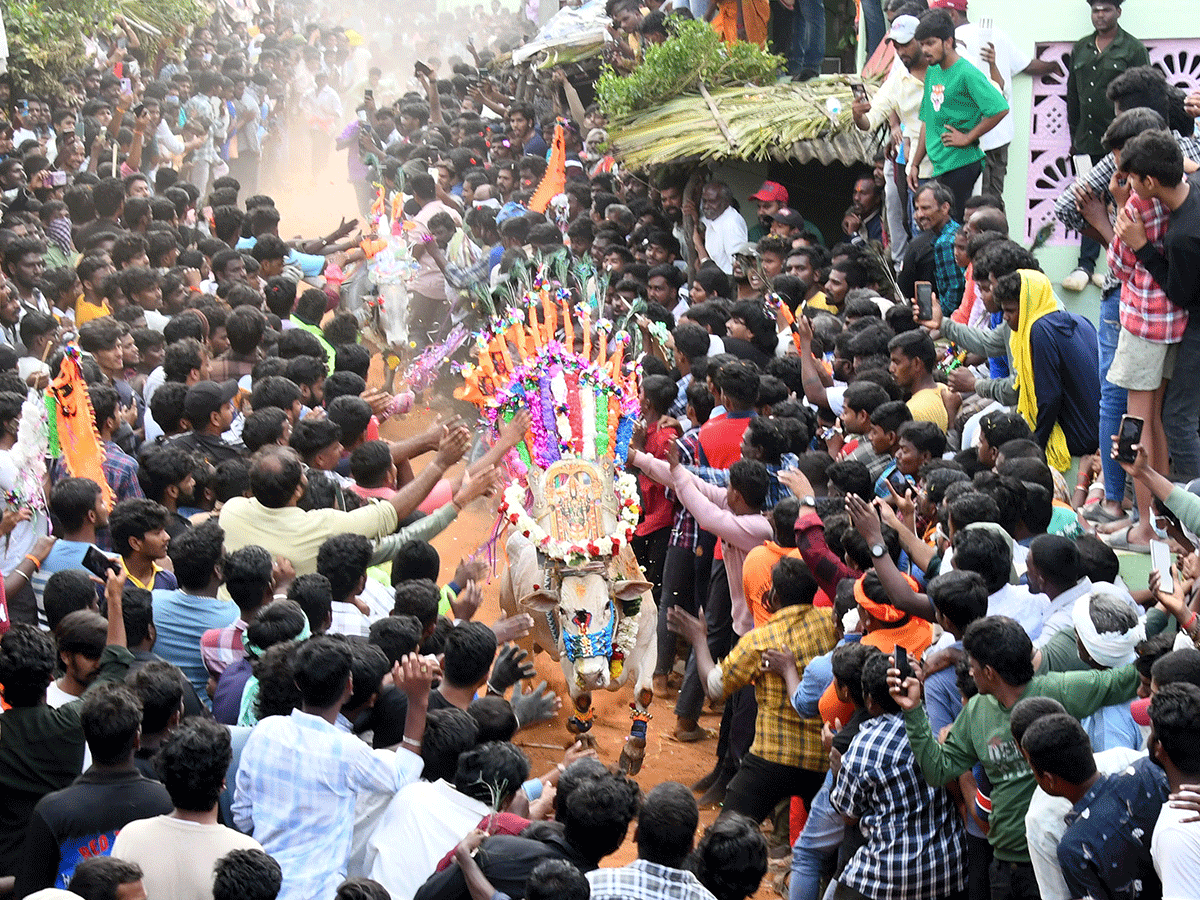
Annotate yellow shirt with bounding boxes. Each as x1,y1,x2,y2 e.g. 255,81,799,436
907,385,949,431
804,292,838,315
75,296,112,326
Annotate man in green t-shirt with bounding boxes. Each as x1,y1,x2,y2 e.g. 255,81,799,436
889,615,1139,900
907,8,1009,222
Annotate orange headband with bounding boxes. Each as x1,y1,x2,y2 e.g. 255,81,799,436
854,573,918,623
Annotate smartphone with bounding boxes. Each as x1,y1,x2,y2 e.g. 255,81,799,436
46,170,68,187
915,281,934,321
1115,415,1144,464
119,77,132,94
850,81,868,103
414,61,433,78
887,468,911,496
82,545,120,580
894,645,912,682
364,89,374,101
1151,540,1174,594
133,103,146,118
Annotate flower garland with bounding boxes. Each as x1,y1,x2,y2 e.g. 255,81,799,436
498,472,641,565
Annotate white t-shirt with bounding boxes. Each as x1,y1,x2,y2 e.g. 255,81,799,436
111,815,263,900
956,22,1031,152
1152,801,1200,900
364,779,490,900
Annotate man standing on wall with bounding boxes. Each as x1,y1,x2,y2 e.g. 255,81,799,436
908,9,1009,223
1061,0,1150,293
928,0,1062,200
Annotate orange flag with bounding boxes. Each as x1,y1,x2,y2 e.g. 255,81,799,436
529,123,566,214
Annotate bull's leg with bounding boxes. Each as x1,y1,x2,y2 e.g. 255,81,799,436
618,687,653,776
566,691,594,735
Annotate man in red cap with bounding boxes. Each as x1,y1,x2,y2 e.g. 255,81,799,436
927,0,1061,199
749,181,788,241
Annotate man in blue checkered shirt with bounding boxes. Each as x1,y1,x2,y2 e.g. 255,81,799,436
829,651,966,900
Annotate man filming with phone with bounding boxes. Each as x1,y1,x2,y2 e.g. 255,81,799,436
30,478,117,630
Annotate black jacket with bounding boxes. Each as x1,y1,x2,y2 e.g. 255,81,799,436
413,822,596,900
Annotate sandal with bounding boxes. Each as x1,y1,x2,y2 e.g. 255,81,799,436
1102,526,1151,554
1081,503,1125,524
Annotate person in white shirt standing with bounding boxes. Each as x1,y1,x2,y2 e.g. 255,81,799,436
1148,683,1200,899
689,181,748,276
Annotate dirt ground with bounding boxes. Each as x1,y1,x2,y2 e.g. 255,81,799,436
279,179,783,895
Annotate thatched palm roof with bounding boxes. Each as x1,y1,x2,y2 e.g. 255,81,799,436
607,77,884,169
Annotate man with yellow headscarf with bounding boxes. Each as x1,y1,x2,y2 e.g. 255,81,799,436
994,269,1100,477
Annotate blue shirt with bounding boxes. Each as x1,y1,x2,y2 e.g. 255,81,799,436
151,588,239,700
1058,757,1168,900
236,235,325,278
31,540,112,629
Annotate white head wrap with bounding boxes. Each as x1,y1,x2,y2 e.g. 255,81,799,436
1072,582,1145,668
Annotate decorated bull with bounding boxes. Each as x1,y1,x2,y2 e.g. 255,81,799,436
498,460,656,775
456,273,656,774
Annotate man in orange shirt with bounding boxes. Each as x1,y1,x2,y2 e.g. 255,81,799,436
743,497,803,629
817,571,933,727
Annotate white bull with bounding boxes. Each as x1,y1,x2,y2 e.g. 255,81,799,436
500,531,657,774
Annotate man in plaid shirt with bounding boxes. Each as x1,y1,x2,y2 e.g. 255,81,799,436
830,652,966,900
1054,105,1200,494
1105,172,1183,551
668,556,836,822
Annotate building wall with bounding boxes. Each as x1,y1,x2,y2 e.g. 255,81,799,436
968,0,1199,317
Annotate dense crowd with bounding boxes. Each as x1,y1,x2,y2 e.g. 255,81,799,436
1,2,1200,900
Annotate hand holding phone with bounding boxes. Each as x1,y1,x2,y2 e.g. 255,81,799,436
1115,415,1144,464
1151,540,1174,595
82,545,120,580
915,282,934,321
894,645,912,682
850,82,868,103
887,468,911,497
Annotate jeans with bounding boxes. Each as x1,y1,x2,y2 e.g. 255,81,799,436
790,0,826,75
1098,287,1128,502
988,859,1040,900
861,0,885,60
656,544,696,675
789,771,844,900
1078,234,1102,274
1163,312,1200,480
675,558,731,721
982,145,1008,200
936,160,983,224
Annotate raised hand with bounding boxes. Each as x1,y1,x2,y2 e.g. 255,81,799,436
489,643,535,693
510,679,559,728
435,425,471,468
887,655,925,711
